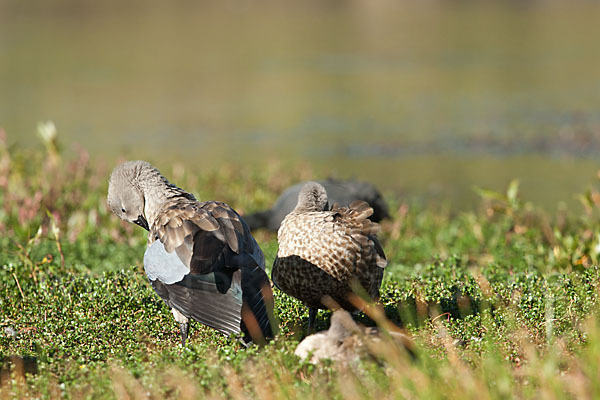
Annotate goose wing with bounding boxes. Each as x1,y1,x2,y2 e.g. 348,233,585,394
146,198,274,340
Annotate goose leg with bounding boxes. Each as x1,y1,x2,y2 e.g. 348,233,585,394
308,308,318,333
180,322,190,346
172,308,190,346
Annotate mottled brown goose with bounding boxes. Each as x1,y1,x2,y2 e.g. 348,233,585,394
272,182,387,331
107,160,275,345
295,310,414,365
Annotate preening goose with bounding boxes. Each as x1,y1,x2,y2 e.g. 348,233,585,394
107,160,275,345
272,182,386,331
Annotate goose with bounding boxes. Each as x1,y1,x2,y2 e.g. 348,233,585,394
295,310,414,365
272,182,386,331
107,160,275,345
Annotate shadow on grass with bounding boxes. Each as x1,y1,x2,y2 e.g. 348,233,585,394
361,286,492,330
0,355,38,386
282,285,494,340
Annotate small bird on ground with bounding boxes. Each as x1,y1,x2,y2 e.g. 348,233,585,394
295,310,414,365
107,160,275,345
272,182,387,332
243,179,389,232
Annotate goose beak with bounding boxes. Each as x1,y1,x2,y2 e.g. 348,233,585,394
133,215,149,231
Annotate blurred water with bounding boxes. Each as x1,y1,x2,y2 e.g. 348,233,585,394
1,1,600,209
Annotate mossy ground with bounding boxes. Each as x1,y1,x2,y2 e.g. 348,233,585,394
2,134,600,399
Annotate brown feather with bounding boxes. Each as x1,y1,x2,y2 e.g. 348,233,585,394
216,216,240,254
190,212,220,232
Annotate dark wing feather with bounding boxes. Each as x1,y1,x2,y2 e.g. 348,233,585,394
150,272,242,336
240,265,275,343
370,235,387,268
189,229,226,275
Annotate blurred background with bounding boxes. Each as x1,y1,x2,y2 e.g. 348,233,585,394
1,0,599,210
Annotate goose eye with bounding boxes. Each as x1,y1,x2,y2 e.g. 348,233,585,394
121,208,126,213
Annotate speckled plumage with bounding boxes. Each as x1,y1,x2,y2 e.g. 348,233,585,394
272,182,386,315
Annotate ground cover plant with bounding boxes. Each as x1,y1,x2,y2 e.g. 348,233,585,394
2,129,600,398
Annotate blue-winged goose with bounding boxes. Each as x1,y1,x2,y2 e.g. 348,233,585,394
107,160,275,345
244,179,389,231
272,182,387,331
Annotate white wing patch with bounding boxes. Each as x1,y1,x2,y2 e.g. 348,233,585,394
144,240,190,284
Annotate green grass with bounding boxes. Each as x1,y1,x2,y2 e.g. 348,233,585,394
3,132,600,398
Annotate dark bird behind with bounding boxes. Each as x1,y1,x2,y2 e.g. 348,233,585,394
244,179,389,231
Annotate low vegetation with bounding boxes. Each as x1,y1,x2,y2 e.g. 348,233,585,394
2,127,600,399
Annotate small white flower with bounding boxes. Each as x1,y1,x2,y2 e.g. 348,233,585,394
37,121,57,144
